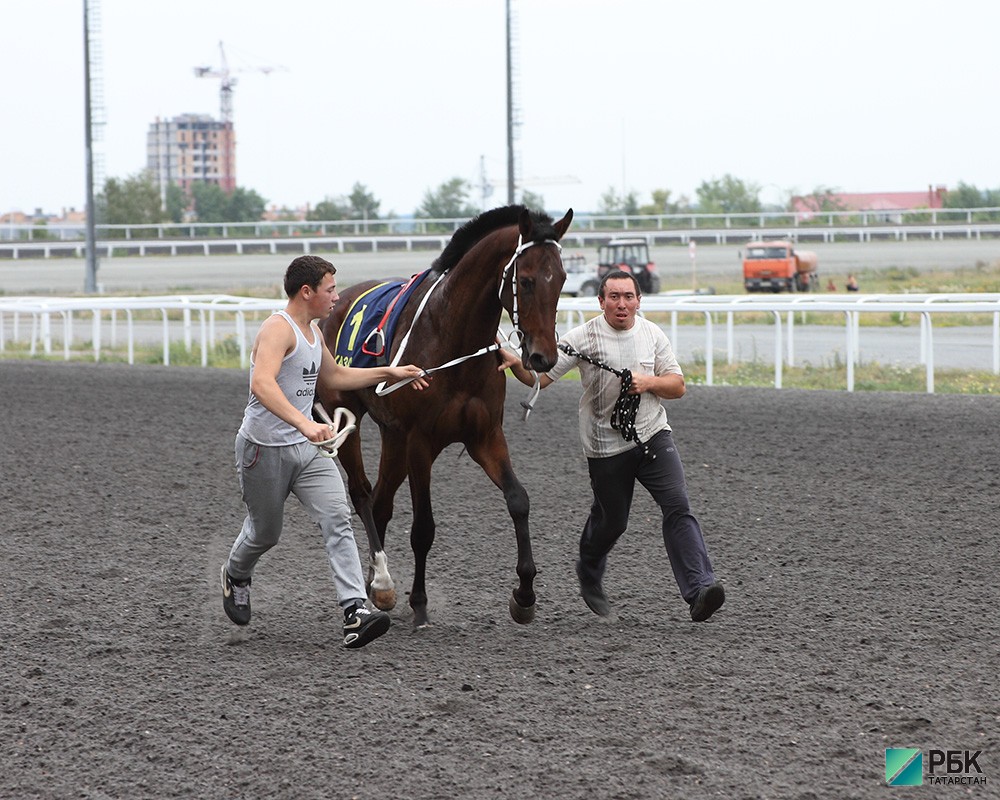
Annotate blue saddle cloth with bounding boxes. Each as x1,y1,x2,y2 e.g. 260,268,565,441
333,270,430,369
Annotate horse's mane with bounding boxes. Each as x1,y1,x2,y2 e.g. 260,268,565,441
430,205,557,274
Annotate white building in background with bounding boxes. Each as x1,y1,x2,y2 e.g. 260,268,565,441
146,113,236,203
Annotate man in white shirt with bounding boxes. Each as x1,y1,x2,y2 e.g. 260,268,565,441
500,270,725,622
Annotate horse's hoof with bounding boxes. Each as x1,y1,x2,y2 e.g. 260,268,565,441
371,587,397,611
509,594,536,624
412,609,431,629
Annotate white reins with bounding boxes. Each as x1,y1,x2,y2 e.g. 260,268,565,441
374,235,561,404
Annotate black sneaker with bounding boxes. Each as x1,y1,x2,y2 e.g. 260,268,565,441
221,565,251,626
576,559,611,617
343,603,390,648
690,582,725,622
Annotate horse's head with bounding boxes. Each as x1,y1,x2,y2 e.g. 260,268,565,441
504,207,574,372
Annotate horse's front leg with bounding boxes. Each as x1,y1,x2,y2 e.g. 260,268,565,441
469,432,536,624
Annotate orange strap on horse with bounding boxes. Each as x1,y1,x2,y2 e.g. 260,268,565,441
361,273,421,357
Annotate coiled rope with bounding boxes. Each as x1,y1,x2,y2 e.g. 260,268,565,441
557,342,651,457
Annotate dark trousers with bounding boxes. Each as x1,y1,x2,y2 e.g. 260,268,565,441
578,430,716,604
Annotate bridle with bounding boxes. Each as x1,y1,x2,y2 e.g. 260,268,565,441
498,235,563,417
498,235,562,351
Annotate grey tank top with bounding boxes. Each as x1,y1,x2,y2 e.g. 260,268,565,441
238,310,323,446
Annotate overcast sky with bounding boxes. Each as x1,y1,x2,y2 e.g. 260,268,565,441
3,0,998,218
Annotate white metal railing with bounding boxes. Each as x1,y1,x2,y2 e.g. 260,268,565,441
0,234,455,260
3,293,1000,394
560,293,1000,393
4,207,1000,243
4,222,999,261
0,295,281,368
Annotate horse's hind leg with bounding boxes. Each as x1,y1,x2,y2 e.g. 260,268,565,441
468,431,536,624
405,438,440,628
366,430,410,610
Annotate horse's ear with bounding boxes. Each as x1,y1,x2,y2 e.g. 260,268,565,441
518,207,574,241
552,208,574,241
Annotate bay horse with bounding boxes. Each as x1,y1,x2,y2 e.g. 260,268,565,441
318,205,573,627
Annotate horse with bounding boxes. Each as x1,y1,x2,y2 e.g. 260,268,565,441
318,204,573,627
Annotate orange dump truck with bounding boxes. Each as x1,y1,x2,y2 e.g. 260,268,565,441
743,240,818,292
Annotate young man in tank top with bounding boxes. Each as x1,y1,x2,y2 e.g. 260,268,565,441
222,255,428,648
499,270,725,623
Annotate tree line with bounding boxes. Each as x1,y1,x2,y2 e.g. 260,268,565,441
95,170,1000,226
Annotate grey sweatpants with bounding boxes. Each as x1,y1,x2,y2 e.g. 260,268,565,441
226,433,367,609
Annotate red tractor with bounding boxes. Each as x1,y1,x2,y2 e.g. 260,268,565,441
594,238,661,295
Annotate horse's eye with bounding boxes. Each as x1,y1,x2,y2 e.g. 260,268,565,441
519,277,534,291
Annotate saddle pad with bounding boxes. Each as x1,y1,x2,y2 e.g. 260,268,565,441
333,270,430,369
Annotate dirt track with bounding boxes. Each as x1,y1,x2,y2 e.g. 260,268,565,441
2,360,997,799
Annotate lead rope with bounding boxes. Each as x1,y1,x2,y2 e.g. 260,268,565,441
557,342,652,458
311,403,358,459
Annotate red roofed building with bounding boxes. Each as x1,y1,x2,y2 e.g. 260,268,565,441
792,186,947,221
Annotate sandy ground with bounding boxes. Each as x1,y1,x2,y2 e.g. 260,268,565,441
2,360,997,799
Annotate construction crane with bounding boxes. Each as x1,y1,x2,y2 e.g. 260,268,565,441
478,164,580,209
194,40,279,125
193,41,280,191
477,154,580,209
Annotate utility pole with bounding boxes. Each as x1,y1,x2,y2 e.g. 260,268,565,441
82,0,99,293
505,0,517,205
